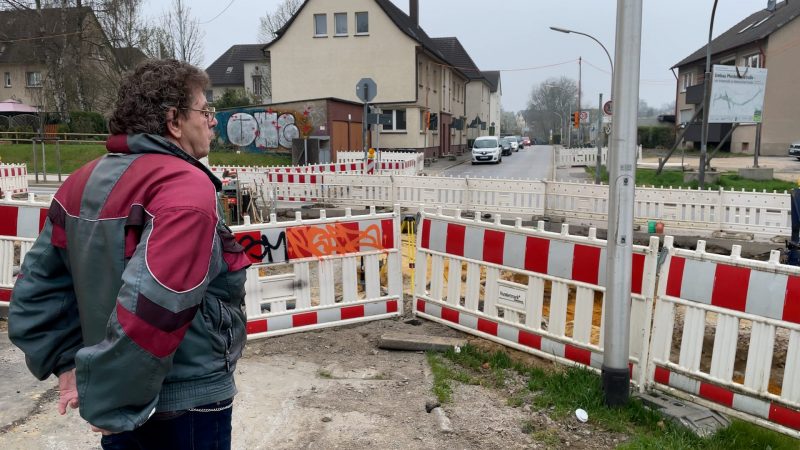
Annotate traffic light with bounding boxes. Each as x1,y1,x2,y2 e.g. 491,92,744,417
573,111,580,129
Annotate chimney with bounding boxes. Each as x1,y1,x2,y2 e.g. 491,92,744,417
410,0,419,27
767,0,777,11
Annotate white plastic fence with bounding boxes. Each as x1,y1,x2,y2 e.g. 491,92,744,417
0,195,50,239
0,164,28,195
647,237,800,436
336,150,423,175
0,236,34,307
413,208,660,388
556,146,642,168
230,206,403,339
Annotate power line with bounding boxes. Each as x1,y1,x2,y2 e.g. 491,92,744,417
199,0,236,24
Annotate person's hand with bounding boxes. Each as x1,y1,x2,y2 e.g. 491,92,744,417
57,368,79,415
90,425,118,436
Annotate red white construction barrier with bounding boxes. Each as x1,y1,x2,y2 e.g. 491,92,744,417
648,237,800,436
0,163,28,195
0,196,49,239
230,206,402,340
414,208,659,388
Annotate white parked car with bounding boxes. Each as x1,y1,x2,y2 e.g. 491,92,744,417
789,140,800,160
471,136,502,164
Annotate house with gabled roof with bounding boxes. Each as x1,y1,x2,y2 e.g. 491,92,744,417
265,0,493,157
206,44,271,104
673,0,800,155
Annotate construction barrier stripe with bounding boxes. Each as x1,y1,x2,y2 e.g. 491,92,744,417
665,256,800,323
0,204,49,238
420,218,647,293
246,299,399,335
653,366,800,431
0,288,11,302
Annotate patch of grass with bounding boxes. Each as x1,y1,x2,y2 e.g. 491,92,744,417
426,352,479,403
530,428,562,448
587,166,797,191
317,369,333,379
0,143,291,174
438,344,797,449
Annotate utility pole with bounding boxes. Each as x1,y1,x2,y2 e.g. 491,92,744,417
603,0,643,407
699,0,720,188
595,93,603,184
578,56,582,145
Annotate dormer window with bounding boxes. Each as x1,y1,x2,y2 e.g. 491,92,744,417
226,66,233,74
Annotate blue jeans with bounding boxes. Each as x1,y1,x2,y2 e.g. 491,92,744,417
100,399,233,450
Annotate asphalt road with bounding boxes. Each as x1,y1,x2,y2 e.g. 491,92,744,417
439,145,554,180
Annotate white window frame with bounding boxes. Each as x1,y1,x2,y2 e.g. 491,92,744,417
26,71,42,87
680,72,694,93
382,108,406,132
334,12,347,36
313,14,327,37
252,75,263,97
744,53,762,68
355,12,369,35
3,72,10,88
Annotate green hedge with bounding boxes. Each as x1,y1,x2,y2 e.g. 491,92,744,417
638,126,675,149
69,111,107,134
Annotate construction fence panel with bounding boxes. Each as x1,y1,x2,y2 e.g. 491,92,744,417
0,236,34,307
545,181,610,228
0,195,50,239
324,174,395,207
0,164,28,195
413,208,660,388
231,206,402,340
556,146,641,168
647,237,800,437
267,172,326,203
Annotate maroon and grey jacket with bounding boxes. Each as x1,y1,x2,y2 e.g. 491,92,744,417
9,134,251,432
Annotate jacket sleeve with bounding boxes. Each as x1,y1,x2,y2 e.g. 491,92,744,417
9,220,83,380
74,205,220,432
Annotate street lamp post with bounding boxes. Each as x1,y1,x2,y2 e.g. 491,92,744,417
550,26,614,184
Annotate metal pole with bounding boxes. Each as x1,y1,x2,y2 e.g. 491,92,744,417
578,56,582,145
603,0,643,407
699,0,720,188
56,139,62,182
32,139,38,184
362,83,369,164
41,140,47,182
754,122,762,168
595,93,603,184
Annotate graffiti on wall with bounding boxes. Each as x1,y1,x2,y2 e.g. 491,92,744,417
216,104,326,152
235,220,392,266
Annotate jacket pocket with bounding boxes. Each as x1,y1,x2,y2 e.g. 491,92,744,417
201,295,245,373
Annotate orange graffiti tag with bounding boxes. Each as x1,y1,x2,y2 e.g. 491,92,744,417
287,223,384,259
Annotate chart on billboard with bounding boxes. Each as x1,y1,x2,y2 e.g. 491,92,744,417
708,65,767,123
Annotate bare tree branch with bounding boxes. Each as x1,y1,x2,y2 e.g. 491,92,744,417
258,0,300,43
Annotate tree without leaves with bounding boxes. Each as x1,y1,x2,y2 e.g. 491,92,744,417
160,0,203,65
258,0,301,43
524,77,578,140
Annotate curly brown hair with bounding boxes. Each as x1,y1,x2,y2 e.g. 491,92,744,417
108,59,210,136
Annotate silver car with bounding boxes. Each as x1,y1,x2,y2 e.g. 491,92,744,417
789,140,800,160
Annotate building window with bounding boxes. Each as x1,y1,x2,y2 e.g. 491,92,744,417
355,12,369,34
3,72,10,88
383,108,406,131
26,71,42,87
314,14,327,36
680,72,693,92
252,75,262,97
744,53,762,68
334,13,347,36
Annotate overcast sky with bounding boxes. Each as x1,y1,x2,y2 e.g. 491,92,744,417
143,0,771,112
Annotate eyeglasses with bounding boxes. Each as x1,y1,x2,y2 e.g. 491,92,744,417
184,106,216,122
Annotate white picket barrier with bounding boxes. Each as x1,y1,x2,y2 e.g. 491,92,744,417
337,151,423,175
230,206,402,339
647,237,800,436
556,146,642,168
0,164,28,195
267,172,326,203
0,236,35,308
323,174,396,206
0,195,50,239
413,208,660,388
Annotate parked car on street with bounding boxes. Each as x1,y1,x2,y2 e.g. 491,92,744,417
499,137,514,156
522,136,531,146
506,135,520,151
472,136,502,164
790,140,800,160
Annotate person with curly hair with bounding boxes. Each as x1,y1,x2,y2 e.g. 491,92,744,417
9,59,251,450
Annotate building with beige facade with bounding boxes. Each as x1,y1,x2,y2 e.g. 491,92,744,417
673,0,800,156
265,0,495,158
206,44,272,105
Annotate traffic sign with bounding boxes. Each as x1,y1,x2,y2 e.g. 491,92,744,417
603,100,613,115
356,78,377,102
579,111,589,123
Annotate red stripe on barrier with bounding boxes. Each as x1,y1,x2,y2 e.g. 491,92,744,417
293,311,318,327
246,319,267,334
235,231,264,263
768,403,800,431
445,223,466,256
711,264,750,312
524,236,549,273
572,245,601,284
783,275,800,324
666,256,686,297
699,382,734,407
441,306,459,324
416,298,426,313
564,345,592,366
654,366,670,385
381,219,394,249
631,252,645,295
341,305,365,320
0,288,12,301
0,205,19,236
518,330,541,349
421,219,431,249
386,300,398,313
483,230,505,265
477,318,498,336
